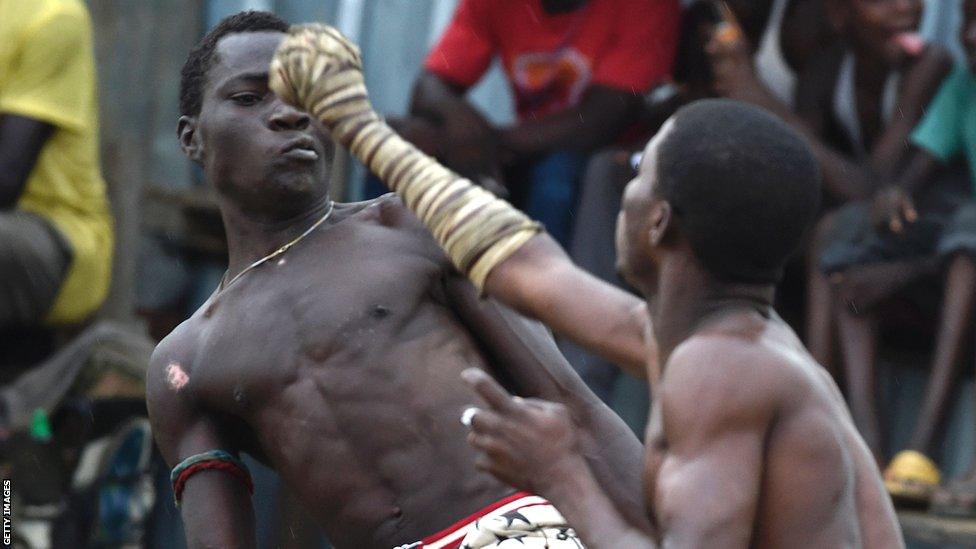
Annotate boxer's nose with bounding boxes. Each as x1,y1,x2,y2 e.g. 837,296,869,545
269,101,311,131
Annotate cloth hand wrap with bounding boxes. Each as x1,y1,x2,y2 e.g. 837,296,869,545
269,24,542,290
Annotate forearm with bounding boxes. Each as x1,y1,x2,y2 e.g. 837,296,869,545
871,49,952,177
893,150,940,196
410,71,476,124
542,457,656,548
182,511,257,549
499,87,640,158
485,235,649,377
498,90,636,157
576,397,657,533
727,84,874,200
173,459,258,548
0,115,54,209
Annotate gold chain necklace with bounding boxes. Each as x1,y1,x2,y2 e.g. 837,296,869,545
218,200,335,293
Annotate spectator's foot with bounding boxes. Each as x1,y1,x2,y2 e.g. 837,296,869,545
931,476,976,518
884,450,941,508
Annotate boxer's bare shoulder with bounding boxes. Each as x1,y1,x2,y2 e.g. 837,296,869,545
645,310,899,548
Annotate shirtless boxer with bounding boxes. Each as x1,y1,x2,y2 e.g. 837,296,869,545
268,25,905,546
146,11,648,549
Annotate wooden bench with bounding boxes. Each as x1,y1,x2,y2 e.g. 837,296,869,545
900,510,976,546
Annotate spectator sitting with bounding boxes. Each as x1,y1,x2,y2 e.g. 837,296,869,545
872,0,976,512
809,0,954,467
396,0,681,247
0,0,113,352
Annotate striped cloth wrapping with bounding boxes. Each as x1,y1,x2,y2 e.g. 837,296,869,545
270,24,541,292
395,491,584,549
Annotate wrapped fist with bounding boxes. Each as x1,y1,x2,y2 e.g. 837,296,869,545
269,24,375,138
268,22,541,291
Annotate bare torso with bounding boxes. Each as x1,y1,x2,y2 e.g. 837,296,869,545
644,312,902,548
157,195,514,548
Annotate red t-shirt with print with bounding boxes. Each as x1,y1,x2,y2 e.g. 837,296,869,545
424,0,681,120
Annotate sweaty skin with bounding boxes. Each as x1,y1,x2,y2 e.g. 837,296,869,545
464,309,902,548
147,30,644,549
459,127,904,547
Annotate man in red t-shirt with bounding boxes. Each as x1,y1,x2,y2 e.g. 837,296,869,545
398,0,680,246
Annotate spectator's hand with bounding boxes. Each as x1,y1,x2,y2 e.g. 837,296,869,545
871,186,917,234
387,116,442,156
461,368,587,495
391,113,507,194
439,108,506,184
704,17,758,98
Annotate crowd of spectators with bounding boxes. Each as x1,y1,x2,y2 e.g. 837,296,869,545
388,0,976,519
8,0,976,546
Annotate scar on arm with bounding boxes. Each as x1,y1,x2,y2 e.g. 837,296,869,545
166,362,190,391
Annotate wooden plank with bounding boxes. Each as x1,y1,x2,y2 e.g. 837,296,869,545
900,510,976,546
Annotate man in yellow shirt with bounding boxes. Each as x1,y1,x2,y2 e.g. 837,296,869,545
0,0,113,329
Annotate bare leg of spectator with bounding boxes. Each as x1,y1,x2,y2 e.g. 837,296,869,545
806,213,837,373
834,260,937,465
835,262,935,313
931,385,976,516
906,254,976,455
835,303,884,465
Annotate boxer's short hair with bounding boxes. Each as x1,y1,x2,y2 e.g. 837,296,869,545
654,99,821,284
179,10,289,117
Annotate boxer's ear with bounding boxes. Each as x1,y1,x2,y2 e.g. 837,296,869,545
647,201,672,247
178,116,203,163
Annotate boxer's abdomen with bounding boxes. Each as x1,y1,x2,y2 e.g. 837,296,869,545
184,202,514,548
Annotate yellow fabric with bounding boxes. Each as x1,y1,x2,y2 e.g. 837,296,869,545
0,0,113,323
884,450,941,500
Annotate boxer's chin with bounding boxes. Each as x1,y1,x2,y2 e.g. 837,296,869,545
269,170,323,196
270,155,326,183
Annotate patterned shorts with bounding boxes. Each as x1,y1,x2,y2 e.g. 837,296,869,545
396,492,584,549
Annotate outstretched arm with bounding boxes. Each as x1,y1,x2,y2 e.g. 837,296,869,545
270,25,650,377
483,234,650,377
146,343,256,549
